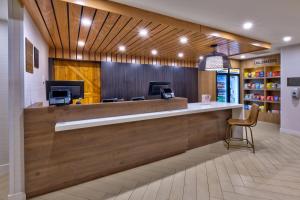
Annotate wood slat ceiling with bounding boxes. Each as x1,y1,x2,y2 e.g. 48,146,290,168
23,0,269,62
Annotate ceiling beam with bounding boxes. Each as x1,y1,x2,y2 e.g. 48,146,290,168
61,0,271,49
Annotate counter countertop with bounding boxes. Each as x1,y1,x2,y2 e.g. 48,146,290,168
55,102,243,132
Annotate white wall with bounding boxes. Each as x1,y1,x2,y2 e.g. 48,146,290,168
280,44,300,136
0,0,9,169
24,9,48,107
8,1,26,199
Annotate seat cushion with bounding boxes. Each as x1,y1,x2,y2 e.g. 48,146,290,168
227,118,252,126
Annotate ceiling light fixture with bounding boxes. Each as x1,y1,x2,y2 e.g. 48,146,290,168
198,44,231,71
199,56,204,60
179,36,188,44
283,36,292,42
78,41,85,47
81,18,92,27
118,45,126,52
241,55,246,59
151,49,158,56
243,22,253,30
139,29,148,37
178,52,184,58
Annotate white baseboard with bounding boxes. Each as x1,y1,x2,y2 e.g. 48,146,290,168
280,128,300,136
8,192,26,200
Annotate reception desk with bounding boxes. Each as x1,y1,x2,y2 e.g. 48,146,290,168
24,98,243,197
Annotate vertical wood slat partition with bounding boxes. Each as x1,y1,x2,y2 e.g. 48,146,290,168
101,62,199,102
51,58,198,104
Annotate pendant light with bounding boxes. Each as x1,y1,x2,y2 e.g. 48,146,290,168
198,44,231,71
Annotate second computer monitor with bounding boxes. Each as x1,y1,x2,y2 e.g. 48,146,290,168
148,81,171,96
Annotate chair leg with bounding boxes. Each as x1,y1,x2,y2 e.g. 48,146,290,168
225,124,230,140
227,125,233,150
249,127,255,153
245,126,249,145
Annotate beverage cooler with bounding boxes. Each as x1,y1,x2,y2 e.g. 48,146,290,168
216,69,240,103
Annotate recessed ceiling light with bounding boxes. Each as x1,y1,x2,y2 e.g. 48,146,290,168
283,36,292,42
243,22,253,30
251,43,261,47
139,29,148,37
178,52,184,58
179,36,188,44
75,0,84,4
241,55,246,59
78,41,85,47
118,45,126,52
151,49,158,56
81,18,92,27
75,0,85,5
210,33,220,37
199,56,204,60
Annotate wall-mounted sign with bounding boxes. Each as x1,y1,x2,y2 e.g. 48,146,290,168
34,47,39,69
287,77,300,86
25,38,33,73
254,56,280,66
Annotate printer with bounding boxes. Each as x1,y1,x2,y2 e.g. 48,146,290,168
160,88,175,99
49,89,72,106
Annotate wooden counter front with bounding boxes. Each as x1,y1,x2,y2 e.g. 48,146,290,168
24,99,232,197
24,97,188,122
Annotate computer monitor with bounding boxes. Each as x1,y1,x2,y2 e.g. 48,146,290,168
148,81,171,96
46,80,84,100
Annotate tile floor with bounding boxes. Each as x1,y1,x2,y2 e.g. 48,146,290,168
18,123,300,200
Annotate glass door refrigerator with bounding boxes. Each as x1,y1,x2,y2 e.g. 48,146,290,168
216,69,240,103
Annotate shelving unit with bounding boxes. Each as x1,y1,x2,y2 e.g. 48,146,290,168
244,77,265,80
244,89,264,91
241,55,281,124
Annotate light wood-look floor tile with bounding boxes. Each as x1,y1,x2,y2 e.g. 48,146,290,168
29,123,300,200
0,171,8,200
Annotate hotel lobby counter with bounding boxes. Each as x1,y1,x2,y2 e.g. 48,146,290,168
24,98,243,197
55,102,243,132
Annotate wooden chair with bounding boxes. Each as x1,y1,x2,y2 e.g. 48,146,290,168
224,104,260,153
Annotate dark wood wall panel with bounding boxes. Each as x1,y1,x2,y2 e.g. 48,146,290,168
101,62,198,102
